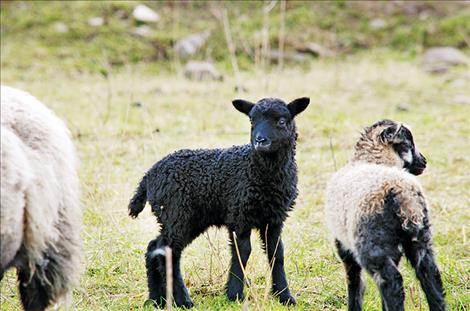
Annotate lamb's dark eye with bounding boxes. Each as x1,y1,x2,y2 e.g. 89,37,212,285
278,118,286,126
393,142,410,154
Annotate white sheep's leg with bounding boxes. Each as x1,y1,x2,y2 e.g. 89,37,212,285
335,240,364,311
0,227,23,279
18,242,76,311
0,174,26,275
226,229,251,302
18,266,51,311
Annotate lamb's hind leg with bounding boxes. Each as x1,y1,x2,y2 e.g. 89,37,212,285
403,227,445,311
170,250,193,308
147,237,193,309
158,227,194,309
335,239,364,311
146,236,166,308
363,255,404,311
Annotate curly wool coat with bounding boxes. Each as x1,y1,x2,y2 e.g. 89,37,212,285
1,86,81,311
129,97,309,308
324,120,445,311
134,144,297,238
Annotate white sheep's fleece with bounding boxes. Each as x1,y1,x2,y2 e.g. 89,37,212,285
1,85,81,305
325,162,426,257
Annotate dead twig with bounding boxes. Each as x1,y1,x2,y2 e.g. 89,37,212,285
165,246,173,310
329,136,337,171
278,0,286,71
232,231,260,310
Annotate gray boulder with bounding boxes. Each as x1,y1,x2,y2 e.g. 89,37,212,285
369,18,387,30
53,22,68,33
132,25,153,38
183,61,222,81
453,94,470,105
174,31,211,59
133,4,160,23
268,49,309,63
295,42,334,58
88,17,104,27
423,47,469,73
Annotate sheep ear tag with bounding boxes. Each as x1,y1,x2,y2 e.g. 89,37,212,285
380,124,400,144
232,99,255,116
288,97,310,117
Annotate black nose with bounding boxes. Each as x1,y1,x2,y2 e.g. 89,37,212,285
255,135,266,143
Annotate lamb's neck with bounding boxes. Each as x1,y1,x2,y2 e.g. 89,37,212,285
351,136,382,165
250,146,296,174
351,150,378,164
351,145,396,167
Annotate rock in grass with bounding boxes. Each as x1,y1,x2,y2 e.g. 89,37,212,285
453,94,470,105
423,47,469,73
369,18,387,30
183,61,222,81
268,49,310,63
396,103,410,112
174,31,211,59
295,42,334,58
133,4,160,23
88,17,104,27
53,22,68,33
132,25,153,38
449,79,467,89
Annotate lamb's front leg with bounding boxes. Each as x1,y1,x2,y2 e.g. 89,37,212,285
259,224,296,305
226,229,251,302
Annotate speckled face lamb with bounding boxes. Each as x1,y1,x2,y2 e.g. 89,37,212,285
353,119,427,175
324,119,445,311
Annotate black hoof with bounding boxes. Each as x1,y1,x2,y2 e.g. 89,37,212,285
278,293,296,305
175,299,194,309
227,290,245,302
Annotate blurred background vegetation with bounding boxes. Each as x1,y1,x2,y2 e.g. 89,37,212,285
1,1,469,74
1,2,469,310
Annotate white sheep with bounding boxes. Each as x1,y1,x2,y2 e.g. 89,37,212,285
325,119,445,311
1,86,81,311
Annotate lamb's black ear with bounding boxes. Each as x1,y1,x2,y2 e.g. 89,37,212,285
232,99,255,116
380,124,400,144
288,97,310,117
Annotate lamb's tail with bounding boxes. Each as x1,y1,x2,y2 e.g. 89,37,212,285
128,176,148,218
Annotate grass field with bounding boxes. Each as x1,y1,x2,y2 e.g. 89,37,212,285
1,52,469,310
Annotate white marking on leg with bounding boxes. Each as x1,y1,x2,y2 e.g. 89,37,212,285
149,247,166,258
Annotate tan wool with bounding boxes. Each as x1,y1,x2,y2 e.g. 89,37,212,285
325,121,426,258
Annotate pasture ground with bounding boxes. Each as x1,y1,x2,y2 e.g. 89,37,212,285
1,53,469,310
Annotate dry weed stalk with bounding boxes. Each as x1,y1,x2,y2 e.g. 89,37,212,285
165,246,173,310
232,231,261,310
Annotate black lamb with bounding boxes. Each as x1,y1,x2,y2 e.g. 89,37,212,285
129,97,310,308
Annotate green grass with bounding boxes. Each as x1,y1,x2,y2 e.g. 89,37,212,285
1,53,469,310
1,1,469,72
